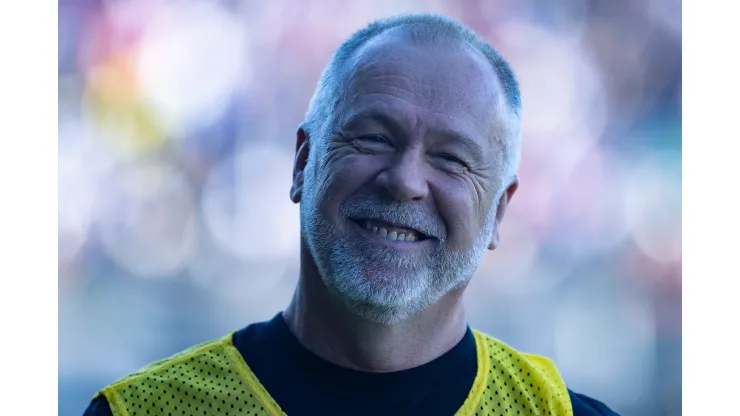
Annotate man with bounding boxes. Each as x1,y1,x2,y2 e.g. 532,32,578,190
84,13,618,416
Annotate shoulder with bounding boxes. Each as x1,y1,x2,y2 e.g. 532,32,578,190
472,330,619,415
472,329,566,383
89,332,237,411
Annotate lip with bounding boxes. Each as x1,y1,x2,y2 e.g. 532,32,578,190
348,219,434,251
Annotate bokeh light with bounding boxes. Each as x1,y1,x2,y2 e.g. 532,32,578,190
58,136,99,266
201,143,299,262
96,161,197,278
555,282,657,408
136,1,251,136
625,152,682,264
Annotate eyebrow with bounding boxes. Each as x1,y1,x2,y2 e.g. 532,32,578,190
340,108,407,137
438,132,485,159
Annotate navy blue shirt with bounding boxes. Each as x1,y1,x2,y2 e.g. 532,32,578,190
84,313,618,415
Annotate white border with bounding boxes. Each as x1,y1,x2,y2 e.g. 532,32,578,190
683,1,739,414
0,3,57,416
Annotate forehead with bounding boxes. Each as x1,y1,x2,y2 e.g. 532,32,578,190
338,31,508,145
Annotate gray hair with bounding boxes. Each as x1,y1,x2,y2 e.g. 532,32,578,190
304,12,522,184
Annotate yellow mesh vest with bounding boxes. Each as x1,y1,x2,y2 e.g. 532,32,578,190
96,330,572,416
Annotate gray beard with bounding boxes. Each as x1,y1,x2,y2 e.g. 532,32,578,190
300,169,495,325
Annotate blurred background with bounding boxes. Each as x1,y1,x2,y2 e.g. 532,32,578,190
58,0,681,415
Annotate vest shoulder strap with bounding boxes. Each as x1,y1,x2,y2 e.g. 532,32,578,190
462,330,573,415
97,332,285,416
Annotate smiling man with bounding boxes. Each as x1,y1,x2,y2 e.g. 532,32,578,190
84,13,618,416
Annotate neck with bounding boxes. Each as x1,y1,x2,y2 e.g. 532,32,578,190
283,247,468,373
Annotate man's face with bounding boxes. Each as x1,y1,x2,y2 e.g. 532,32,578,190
293,33,517,324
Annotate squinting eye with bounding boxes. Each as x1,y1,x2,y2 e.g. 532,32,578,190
438,153,464,165
351,135,393,153
359,135,388,143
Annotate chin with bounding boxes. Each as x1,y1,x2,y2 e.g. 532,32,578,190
322,266,439,323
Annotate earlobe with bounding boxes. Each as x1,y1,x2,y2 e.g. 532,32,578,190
290,172,304,203
290,127,311,204
487,199,502,251
488,229,499,250
487,178,519,251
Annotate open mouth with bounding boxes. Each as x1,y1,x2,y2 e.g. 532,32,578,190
351,218,430,242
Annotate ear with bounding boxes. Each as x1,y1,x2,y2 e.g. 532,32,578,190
290,126,311,204
488,178,519,250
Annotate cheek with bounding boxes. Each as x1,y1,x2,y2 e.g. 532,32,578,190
433,184,481,249
318,156,379,213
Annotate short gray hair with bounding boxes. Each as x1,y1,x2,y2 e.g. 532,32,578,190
304,12,522,184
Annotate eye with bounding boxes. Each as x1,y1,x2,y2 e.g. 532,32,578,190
358,135,389,144
437,153,465,166
433,153,470,172
351,135,393,153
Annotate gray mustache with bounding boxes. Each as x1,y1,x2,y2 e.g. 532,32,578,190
339,199,445,239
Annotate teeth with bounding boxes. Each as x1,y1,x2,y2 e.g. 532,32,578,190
362,221,421,242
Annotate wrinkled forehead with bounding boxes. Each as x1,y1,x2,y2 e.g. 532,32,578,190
337,30,510,146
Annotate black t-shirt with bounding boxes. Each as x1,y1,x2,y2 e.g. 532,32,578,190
83,313,618,415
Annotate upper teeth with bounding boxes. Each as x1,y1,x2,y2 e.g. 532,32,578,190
364,221,419,242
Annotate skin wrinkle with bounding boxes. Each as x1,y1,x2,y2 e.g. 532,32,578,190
342,69,509,173
341,97,495,156
338,123,485,177
350,73,495,118
338,97,499,169
347,123,494,217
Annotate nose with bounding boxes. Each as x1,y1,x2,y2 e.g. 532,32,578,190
375,150,429,201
